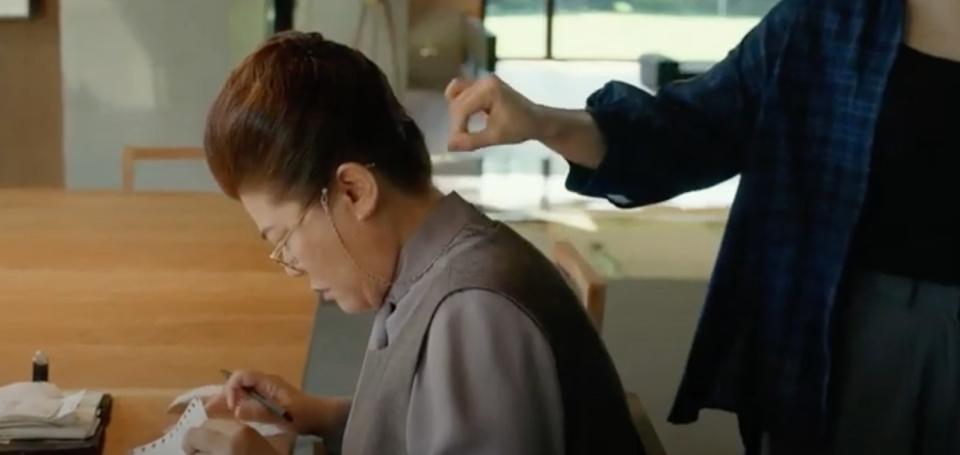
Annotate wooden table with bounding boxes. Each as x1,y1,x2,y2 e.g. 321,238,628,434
0,190,316,454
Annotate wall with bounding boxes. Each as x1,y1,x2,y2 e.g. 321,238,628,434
410,0,482,23
60,0,416,190
295,0,408,96
60,0,267,190
0,0,63,187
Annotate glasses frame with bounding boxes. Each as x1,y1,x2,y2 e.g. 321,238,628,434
268,207,310,270
266,163,377,271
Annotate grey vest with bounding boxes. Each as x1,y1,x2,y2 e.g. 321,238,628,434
341,212,644,454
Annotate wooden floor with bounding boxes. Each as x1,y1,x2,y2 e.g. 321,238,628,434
0,190,316,453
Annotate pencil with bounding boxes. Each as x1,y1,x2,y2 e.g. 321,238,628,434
220,369,294,423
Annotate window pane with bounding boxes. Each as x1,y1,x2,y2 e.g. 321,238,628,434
484,0,548,59
552,0,778,61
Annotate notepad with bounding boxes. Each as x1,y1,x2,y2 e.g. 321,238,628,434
131,398,207,455
0,382,82,427
0,382,101,441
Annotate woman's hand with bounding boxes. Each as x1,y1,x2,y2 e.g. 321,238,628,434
205,370,310,434
445,76,607,169
205,370,351,439
182,419,279,455
445,76,544,151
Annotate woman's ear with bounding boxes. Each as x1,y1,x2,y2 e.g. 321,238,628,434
334,163,380,220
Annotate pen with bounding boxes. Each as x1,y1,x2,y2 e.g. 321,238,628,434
220,369,294,423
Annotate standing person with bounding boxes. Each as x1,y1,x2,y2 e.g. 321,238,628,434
445,0,960,452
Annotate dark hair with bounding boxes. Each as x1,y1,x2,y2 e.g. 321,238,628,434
204,31,431,202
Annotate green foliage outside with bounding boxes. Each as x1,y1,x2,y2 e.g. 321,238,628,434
487,0,777,17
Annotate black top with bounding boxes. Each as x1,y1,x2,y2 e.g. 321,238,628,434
853,45,960,285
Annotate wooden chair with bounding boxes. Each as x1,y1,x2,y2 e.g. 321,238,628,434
121,146,204,192
553,240,607,329
552,240,668,455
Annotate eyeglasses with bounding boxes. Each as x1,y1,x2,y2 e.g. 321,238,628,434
266,186,336,272
269,207,309,272
266,163,377,273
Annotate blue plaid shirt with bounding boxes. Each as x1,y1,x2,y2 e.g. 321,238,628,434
566,0,905,446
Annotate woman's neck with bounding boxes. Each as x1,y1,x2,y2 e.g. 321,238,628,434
905,0,960,61
392,186,445,247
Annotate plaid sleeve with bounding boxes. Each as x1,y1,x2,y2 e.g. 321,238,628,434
565,0,801,207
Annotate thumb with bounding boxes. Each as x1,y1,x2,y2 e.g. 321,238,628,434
225,370,280,408
234,398,273,423
445,77,475,101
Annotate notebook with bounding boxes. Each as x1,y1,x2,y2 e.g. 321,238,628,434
131,398,207,455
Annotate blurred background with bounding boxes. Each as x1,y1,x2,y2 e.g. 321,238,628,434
0,0,772,206
0,1,779,453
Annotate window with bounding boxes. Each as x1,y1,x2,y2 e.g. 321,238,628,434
485,0,779,61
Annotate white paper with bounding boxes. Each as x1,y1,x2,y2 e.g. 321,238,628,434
55,391,85,421
0,399,61,426
0,383,62,402
132,398,208,455
165,385,285,438
166,385,223,413
0,390,103,440
0,383,84,427
247,421,284,437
